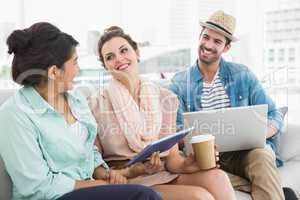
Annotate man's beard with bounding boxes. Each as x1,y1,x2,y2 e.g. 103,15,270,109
198,45,219,65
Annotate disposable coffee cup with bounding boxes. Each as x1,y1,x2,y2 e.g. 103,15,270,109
190,134,216,170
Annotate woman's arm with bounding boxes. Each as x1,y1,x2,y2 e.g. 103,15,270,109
94,134,103,152
124,152,162,178
93,166,128,184
93,136,128,184
166,143,220,174
74,179,108,190
159,89,199,174
165,144,186,173
93,136,109,170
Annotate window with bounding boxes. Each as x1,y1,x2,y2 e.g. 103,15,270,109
279,48,285,62
0,0,299,123
288,48,296,62
268,49,275,62
0,0,20,88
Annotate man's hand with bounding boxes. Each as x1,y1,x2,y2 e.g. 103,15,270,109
267,124,278,138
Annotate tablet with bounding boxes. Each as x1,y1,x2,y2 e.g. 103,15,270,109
126,127,194,166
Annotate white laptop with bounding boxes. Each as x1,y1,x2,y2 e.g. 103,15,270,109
183,104,268,153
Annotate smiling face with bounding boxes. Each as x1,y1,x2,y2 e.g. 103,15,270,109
101,36,140,81
198,28,231,66
52,49,79,92
60,50,79,90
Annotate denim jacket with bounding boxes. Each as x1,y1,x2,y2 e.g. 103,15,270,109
169,58,284,166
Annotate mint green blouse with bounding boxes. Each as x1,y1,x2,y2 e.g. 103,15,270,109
0,87,108,200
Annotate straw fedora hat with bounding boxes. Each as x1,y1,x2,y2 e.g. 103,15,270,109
200,10,237,42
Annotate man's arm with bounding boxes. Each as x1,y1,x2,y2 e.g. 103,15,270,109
247,70,283,138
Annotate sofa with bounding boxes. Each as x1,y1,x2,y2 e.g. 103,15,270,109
0,88,299,200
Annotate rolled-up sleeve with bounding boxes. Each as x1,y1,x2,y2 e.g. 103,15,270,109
248,71,283,132
0,110,75,200
93,145,109,170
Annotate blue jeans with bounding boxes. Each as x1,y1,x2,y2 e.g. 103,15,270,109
58,184,162,200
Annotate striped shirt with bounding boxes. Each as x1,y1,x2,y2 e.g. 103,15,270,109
201,71,231,110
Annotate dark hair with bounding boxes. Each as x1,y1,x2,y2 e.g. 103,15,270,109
200,27,231,46
97,26,138,66
6,22,79,86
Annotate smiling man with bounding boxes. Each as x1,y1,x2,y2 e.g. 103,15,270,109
169,10,285,200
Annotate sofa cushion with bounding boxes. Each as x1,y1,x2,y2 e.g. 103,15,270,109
235,191,251,200
0,90,15,200
0,157,12,200
280,123,300,161
267,106,288,166
279,159,300,192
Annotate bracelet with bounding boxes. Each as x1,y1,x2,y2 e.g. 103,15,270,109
104,168,110,180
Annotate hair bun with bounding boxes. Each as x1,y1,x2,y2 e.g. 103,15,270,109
6,29,31,54
104,26,124,33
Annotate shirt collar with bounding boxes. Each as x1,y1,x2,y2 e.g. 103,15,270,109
20,86,81,115
218,58,230,80
190,61,203,82
191,58,228,82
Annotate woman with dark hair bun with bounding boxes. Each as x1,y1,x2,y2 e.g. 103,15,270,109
0,22,162,200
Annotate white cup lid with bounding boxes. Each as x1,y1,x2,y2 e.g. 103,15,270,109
189,134,215,144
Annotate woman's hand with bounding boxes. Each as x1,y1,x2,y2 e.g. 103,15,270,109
127,152,162,178
144,151,162,174
77,167,123,189
93,166,128,184
181,146,220,173
106,170,128,184
181,153,200,173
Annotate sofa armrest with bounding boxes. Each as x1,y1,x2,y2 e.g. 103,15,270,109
280,123,300,161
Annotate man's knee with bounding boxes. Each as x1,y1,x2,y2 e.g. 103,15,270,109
246,148,276,165
244,148,279,179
